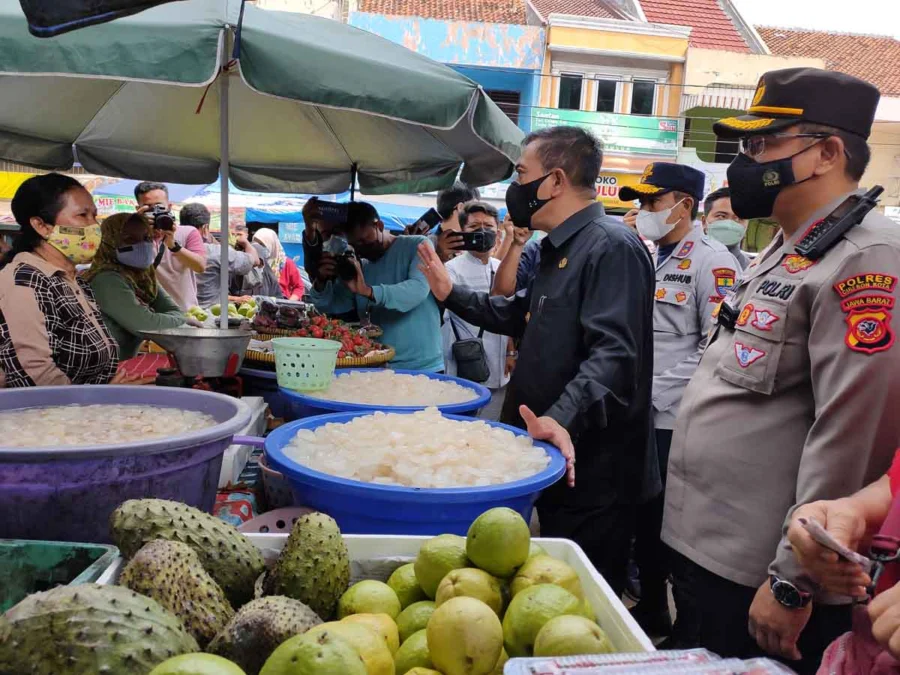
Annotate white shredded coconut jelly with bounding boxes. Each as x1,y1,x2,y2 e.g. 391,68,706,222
0,404,217,447
284,408,550,488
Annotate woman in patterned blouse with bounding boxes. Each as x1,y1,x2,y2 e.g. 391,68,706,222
0,173,119,387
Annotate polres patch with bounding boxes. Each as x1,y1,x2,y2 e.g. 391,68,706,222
834,273,898,299
845,309,894,354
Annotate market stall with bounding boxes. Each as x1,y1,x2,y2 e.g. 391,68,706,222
0,3,788,672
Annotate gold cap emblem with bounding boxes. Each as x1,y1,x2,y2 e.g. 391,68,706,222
752,82,766,107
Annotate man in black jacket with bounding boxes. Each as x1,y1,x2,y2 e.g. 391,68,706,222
417,126,657,594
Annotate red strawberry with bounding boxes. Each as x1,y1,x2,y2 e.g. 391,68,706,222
310,326,324,339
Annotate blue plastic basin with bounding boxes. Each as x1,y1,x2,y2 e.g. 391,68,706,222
263,410,565,535
279,369,492,420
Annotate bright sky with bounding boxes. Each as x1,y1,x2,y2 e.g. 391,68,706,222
730,0,900,39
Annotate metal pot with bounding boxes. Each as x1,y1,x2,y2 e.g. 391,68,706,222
141,327,251,377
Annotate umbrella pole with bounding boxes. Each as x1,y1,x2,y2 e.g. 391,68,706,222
219,60,230,330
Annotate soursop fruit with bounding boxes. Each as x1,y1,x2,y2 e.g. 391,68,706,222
264,512,350,620
0,584,199,675
207,596,323,675
110,498,265,607
120,539,234,647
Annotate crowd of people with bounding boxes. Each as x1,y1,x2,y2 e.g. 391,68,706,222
0,177,308,384
0,65,899,674
417,66,900,675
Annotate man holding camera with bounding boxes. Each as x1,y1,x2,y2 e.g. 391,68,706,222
134,182,206,310
306,201,443,372
442,202,515,420
402,182,479,263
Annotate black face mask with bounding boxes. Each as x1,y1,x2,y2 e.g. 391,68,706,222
726,142,821,220
354,227,385,262
505,173,553,229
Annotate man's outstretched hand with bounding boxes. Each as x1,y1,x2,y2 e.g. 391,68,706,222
520,405,575,487
417,241,453,302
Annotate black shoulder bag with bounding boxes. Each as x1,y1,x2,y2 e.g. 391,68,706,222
449,268,493,383
450,317,490,384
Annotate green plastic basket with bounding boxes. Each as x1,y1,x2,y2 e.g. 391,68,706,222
272,337,341,391
0,539,119,612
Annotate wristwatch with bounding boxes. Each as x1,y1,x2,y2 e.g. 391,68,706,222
506,350,519,358
770,576,811,609
168,241,183,253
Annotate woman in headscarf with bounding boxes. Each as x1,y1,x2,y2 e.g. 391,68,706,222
252,227,304,300
85,212,185,360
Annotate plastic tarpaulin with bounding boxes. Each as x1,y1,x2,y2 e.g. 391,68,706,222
17,0,183,37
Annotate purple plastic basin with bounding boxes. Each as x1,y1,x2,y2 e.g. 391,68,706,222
0,386,251,544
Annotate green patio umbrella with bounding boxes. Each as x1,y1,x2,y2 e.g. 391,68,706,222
0,0,523,324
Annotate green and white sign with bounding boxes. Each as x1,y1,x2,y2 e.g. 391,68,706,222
531,108,679,157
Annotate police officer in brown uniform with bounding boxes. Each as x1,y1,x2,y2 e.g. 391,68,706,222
662,68,900,673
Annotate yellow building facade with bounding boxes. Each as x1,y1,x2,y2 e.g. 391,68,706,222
535,15,689,210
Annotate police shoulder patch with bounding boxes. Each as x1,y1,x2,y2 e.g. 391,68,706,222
845,308,894,354
834,273,897,298
713,267,736,296
836,289,896,355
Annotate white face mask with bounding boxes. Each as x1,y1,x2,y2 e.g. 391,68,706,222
636,199,684,242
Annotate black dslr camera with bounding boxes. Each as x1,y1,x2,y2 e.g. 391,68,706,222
150,204,175,231
335,251,359,281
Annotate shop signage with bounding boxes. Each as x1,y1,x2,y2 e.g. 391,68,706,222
531,108,678,158
95,196,137,214
596,172,642,210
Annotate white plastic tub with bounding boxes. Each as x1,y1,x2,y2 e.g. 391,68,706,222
99,534,653,653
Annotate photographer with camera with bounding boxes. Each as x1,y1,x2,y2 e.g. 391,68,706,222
133,182,206,310
402,182,480,263
442,202,514,419
307,201,443,372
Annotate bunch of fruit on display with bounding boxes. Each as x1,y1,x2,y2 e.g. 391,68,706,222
0,503,615,675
